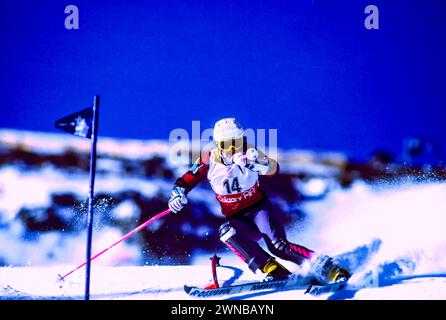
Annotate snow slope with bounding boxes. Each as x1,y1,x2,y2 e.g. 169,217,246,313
1,129,445,299
1,180,446,300
1,264,445,300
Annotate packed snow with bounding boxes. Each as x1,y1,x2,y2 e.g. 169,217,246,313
1,180,445,300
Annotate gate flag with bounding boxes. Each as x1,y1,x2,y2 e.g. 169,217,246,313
55,107,93,139
54,96,100,300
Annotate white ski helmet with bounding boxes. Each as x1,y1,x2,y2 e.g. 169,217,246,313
213,118,244,142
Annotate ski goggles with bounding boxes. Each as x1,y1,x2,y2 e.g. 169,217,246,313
215,136,245,152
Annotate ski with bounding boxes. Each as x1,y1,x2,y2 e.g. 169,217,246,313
184,275,312,298
305,280,349,296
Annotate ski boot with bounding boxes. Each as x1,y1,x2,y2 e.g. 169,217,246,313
262,258,291,282
310,255,351,284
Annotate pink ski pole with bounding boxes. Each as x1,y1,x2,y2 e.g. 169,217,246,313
58,208,172,281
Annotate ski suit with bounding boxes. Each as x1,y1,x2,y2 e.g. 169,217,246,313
174,144,314,273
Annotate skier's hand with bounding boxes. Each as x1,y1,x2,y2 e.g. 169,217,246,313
168,185,188,213
245,148,259,162
233,148,263,167
245,148,269,174
232,152,247,167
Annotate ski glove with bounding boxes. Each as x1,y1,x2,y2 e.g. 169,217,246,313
232,152,247,167
168,185,188,213
232,148,269,175
232,148,259,166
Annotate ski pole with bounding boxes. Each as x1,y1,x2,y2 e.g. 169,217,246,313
58,208,172,281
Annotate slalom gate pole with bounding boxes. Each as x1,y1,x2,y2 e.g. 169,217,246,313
84,95,100,300
59,208,172,283
210,255,221,288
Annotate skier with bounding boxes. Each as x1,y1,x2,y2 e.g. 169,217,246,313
168,118,350,283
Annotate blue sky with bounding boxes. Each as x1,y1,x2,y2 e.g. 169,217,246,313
1,0,445,161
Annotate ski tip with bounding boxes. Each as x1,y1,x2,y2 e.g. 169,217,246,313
183,285,193,294
306,280,349,296
304,285,313,295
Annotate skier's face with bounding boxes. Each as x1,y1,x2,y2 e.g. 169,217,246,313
221,149,241,158
216,136,244,157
